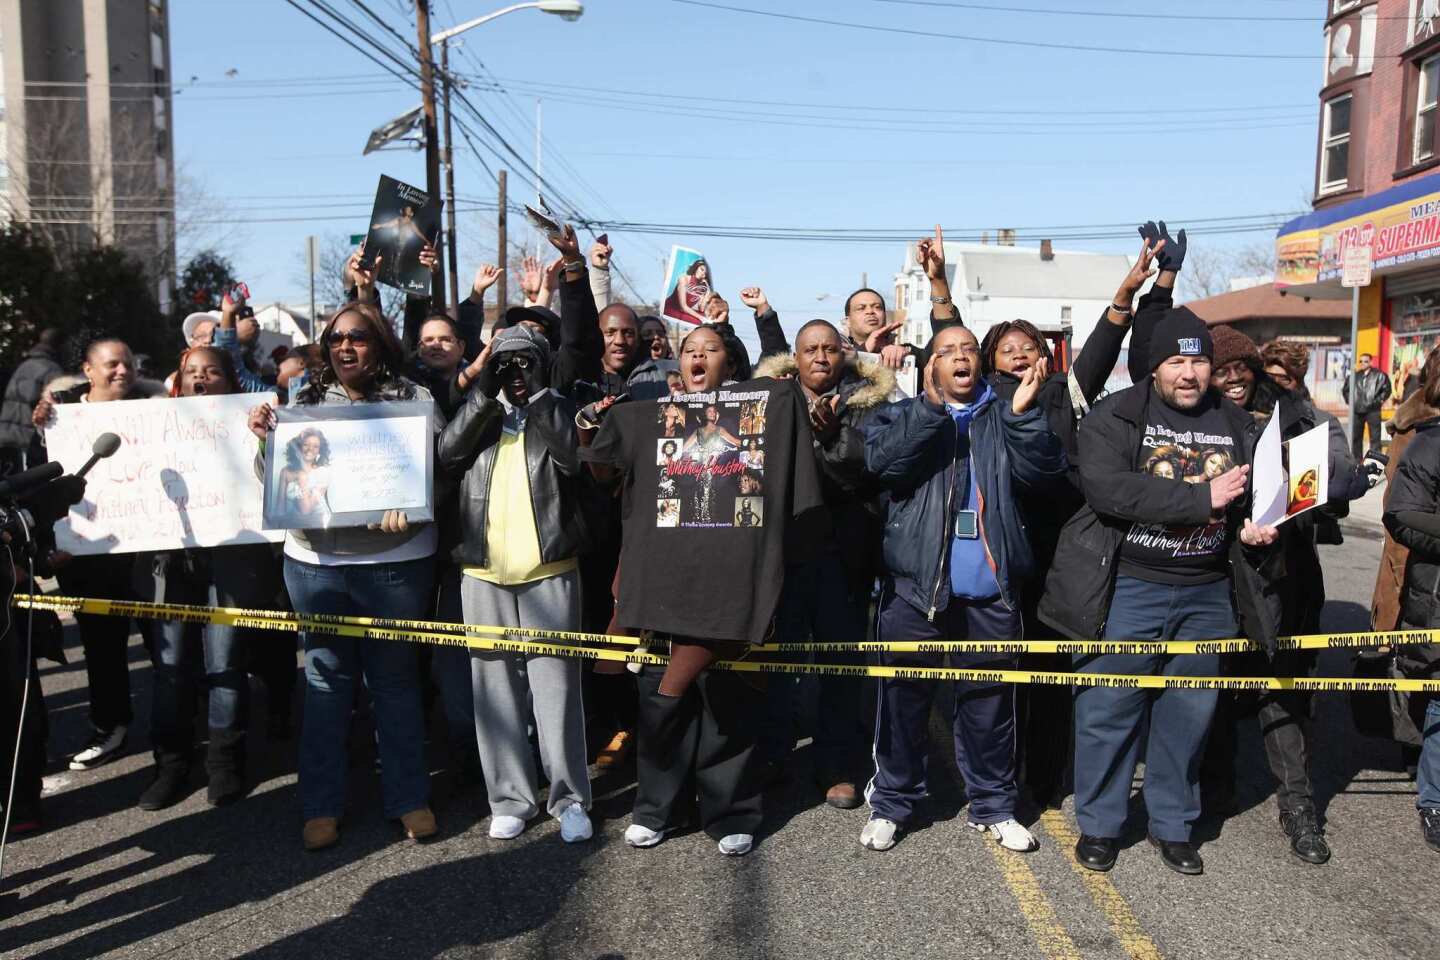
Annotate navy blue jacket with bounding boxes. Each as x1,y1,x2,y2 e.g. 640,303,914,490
863,389,1067,620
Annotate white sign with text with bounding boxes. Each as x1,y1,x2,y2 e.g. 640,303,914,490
47,394,281,555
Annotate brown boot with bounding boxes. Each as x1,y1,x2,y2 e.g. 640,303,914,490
824,781,861,810
596,730,633,770
401,807,438,841
303,817,339,851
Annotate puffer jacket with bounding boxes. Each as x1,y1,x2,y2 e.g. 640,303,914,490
863,385,1068,619
0,346,63,449
755,352,895,594
436,387,589,569
1038,379,1282,648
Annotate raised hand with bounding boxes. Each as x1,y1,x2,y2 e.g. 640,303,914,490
1208,464,1249,514
349,246,379,299
471,263,500,297
589,238,613,269
418,242,439,273
1118,236,1167,300
917,224,947,281
739,286,770,314
1156,221,1187,273
705,295,731,326
517,255,543,299
1137,221,1161,248
31,396,55,430
247,402,276,441
1012,357,1049,414
922,354,942,407
546,223,581,261
864,320,904,355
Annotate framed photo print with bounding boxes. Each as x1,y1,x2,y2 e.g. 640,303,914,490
261,400,435,530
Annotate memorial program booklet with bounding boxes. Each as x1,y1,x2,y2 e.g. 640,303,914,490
361,174,442,296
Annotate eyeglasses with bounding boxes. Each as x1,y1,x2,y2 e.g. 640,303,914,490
495,355,533,372
326,329,372,347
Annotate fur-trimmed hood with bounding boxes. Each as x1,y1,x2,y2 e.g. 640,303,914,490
753,352,896,411
1389,388,1440,435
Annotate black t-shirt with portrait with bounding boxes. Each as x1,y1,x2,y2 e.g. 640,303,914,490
580,377,827,644
1117,393,1241,586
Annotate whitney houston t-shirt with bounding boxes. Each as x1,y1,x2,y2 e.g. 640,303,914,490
1117,395,1240,586
580,377,827,644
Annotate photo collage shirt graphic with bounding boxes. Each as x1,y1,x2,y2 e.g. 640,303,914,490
654,389,768,529
1119,403,1239,583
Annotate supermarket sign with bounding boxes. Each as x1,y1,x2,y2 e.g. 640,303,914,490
1275,170,1440,288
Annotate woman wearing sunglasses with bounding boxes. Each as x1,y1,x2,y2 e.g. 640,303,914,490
247,302,443,852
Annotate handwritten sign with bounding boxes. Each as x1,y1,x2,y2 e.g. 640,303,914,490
262,400,434,530
46,394,281,555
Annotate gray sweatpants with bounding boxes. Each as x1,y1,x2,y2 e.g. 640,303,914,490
461,570,590,820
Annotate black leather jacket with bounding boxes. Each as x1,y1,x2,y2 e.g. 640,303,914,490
437,387,590,568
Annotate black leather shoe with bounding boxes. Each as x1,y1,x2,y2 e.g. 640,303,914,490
1148,835,1204,875
1075,834,1118,872
1279,806,1331,865
1421,807,1440,853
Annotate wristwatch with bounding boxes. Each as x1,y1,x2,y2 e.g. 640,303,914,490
929,296,952,305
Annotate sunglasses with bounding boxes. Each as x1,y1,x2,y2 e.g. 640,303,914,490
495,355,533,372
326,329,372,347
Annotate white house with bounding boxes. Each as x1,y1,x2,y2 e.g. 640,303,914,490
893,240,1138,362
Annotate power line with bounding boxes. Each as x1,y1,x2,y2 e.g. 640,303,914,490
281,0,419,88
669,0,1324,60
864,0,1341,20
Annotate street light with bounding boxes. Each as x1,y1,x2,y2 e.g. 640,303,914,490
429,0,584,310
432,1,583,43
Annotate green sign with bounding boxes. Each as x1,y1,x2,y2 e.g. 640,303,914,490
349,233,366,245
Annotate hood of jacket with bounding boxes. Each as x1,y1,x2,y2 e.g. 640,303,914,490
1391,389,1440,435
753,353,896,410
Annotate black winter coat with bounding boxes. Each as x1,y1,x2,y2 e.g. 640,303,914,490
863,389,1068,619
1038,380,1281,647
0,347,62,451
753,353,896,595
437,387,590,568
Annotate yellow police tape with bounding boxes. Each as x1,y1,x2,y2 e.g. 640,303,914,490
13,593,1440,693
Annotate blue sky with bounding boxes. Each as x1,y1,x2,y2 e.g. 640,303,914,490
170,0,1326,340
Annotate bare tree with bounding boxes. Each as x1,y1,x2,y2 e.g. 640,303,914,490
1177,247,1233,301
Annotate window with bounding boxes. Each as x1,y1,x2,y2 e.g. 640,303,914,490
1332,0,1360,13
1419,55,1440,164
1060,305,1072,321
1320,93,1353,192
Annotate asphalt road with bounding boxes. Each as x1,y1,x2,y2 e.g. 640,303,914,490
2,501,1436,959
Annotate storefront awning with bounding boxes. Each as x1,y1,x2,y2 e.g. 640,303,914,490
1274,169,1440,294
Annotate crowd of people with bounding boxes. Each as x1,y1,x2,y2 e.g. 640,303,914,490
2,217,1439,879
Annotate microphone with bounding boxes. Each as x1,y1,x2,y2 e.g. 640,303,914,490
0,462,63,499
75,432,122,479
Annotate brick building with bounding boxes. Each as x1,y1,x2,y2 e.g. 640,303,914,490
1274,1,1440,399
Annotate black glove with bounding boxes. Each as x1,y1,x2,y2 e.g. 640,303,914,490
1137,220,1161,247
1157,220,1187,273
475,361,501,399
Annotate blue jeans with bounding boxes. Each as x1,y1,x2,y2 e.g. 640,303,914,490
1072,575,1234,841
148,547,271,753
284,556,434,821
1418,698,1440,809
758,554,868,776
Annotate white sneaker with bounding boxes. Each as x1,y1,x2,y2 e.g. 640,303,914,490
860,817,899,851
717,833,753,856
488,814,527,840
69,725,127,770
559,804,593,843
970,818,1039,852
623,823,667,848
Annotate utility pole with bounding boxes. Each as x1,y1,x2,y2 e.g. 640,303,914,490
307,235,318,343
535,98,543,206
497,169,508,325
440,39,460,311
415,0,446,312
